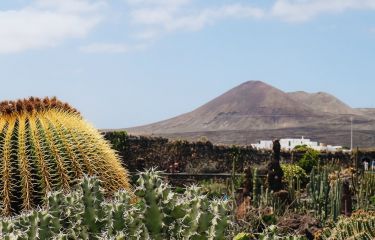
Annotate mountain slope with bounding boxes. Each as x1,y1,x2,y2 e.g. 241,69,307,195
129,81,327,133
126,81,375,147
357,108,375,119
288,91,358,115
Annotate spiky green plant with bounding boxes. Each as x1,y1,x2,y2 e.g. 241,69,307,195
257,225,307,240
307,167,345,222
330,177,342,222
307,167,330,221
354,172,375,210
318,210,375,240
0,97,130,216
0,170,230,240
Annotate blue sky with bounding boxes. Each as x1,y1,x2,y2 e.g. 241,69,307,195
0,0,374,129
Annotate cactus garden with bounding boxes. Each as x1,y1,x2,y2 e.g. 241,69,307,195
0,98,374,239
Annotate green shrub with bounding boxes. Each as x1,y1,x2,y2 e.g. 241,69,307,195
281,164,308,183
104,131,128,152
297,148,319,173
370,195,375,206
293,145,309,152
200,180,229,198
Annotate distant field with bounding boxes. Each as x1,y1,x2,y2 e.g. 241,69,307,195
149,127,375,148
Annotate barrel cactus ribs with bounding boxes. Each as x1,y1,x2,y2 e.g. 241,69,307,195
0,97,130,216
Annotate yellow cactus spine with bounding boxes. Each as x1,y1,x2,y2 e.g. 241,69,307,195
0,97,131,216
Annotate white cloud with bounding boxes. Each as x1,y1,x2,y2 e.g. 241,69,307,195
80,42,147,53
0,0,104,54
164,5,264,31
271,0,375,22
69,0,264,49
35,0,106,13
131,8,173,26
111,0,375,53
80,43,129,53
126,0,189,8
128,1,264,40
134,29,160,40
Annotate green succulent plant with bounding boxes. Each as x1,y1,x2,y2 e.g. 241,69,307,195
0,97,130,216
233,232,253,240
257,225,306,240
318,210,375,240
281,164,307,183
0,169,230,240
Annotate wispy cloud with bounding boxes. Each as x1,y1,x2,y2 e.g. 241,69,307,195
132,4,264,32
127,0,375,37
82,0,375,54
271,0,375,22
80,42,148,53
127,0,264,40
80,43,129,53
0,0,104,54
126,0,190,8
81,0,264,53
35,0,106,13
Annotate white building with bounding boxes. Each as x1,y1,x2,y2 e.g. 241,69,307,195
251,137,342,152
280,137,318,151
251,140,273,150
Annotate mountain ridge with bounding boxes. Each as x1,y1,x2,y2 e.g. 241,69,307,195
125,81,375,147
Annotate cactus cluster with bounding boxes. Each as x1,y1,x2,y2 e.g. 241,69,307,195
0,97,130,216
318,210,375,240
329,177,342,221
0,169,229,239
307,168,332,221
354,172,375,210
252,168,270,209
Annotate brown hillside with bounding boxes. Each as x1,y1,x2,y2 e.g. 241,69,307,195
125,81,375,147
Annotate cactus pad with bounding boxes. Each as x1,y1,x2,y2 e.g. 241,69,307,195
0,97,130,216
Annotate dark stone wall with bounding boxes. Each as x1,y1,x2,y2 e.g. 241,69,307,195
103,132,375,173
104,132,268,173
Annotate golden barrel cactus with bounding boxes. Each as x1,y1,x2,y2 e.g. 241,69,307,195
0,97,130,216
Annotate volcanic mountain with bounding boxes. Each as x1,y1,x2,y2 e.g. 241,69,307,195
126,81,375,147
